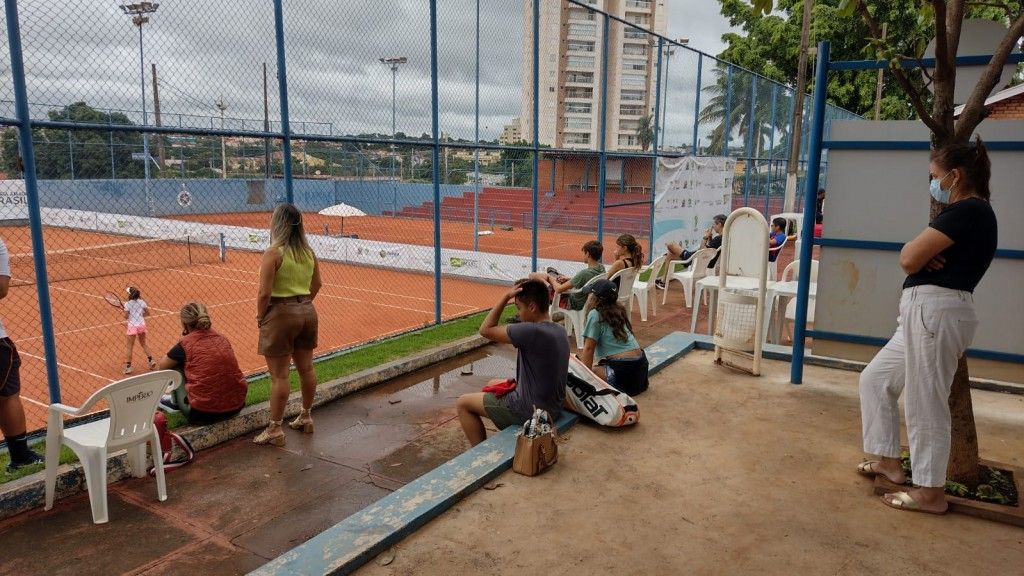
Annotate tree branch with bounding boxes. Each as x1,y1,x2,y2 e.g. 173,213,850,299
929,0,961,142
954,10,1024,142
857,1,945,136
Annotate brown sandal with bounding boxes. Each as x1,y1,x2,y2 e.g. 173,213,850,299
254,421,286,446
288,409,314,434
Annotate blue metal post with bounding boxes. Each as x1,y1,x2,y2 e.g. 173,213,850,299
692,54,702,153
722,65,733,155
530,0,539,271
67,131,75,180
649,38,664,263
473,0,480,252
765,84,778,214
596,14,610,242
791,41,830,385
742,75,757,206
5,0,61,403
273,0,294,203
430,0,442,323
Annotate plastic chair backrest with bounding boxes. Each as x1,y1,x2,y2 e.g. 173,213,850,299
769,234,788,257
691,248,718,275
637,254,666,283
608,267,637,305
721,210,768,279
72,371,181,450
781,259,819,283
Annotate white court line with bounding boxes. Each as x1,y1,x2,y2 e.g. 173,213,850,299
48,283,176,314
16,348,112,383
20,395,48,409
193,261,479,310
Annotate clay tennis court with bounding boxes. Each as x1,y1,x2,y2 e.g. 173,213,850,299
4,220,518,432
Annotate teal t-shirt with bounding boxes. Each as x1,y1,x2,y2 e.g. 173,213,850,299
568,264,606,310
583,309,640,359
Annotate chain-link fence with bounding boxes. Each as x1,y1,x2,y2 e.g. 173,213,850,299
0,0,859,433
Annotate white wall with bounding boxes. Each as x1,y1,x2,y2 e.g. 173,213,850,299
814,120,1024,383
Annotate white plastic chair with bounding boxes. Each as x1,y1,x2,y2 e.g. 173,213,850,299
777,259,819,342
552,273,605,349
768,234,788,280
608,266,638,309
44,370,182,524
713,208,770,376
630,254,667,322
661,248,718,308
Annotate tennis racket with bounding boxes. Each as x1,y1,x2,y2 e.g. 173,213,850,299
103,291,124,309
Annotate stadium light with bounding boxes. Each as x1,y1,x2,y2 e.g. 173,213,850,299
120,2,160,215
379,56,407,218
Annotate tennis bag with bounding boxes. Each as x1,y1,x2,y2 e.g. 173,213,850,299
565,355,639,427
149,412,196,476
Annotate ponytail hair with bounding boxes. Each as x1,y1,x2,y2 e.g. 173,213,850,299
180,302,212,331
616,234,644,270
593,292,632,343
931,135,991,201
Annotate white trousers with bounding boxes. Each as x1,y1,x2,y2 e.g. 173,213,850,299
859,285,979,487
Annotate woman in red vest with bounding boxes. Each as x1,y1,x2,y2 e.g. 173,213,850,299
157,302,248,425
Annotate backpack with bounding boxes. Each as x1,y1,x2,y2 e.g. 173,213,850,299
565,355,639,427
150,412,196,475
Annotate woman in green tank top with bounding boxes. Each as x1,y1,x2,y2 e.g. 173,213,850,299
254,203,322,447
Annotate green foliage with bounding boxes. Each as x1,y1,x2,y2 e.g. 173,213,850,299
636,114,655,152
698,64,791,155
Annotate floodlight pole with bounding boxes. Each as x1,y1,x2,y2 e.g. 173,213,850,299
380,56,407,218
216,97,227,179
120,2,159,216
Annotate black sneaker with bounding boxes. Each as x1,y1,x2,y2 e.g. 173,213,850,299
655,279,666,289
7,450,43,472
158,394,180,412
505,314,522,324
545,266,560,276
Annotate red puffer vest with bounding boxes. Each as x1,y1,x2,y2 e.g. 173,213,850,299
180,329,247,413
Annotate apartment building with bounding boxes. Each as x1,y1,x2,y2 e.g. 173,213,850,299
519,0,667,151
499,118,523,145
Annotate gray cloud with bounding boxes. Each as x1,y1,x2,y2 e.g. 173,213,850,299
5,0,735,142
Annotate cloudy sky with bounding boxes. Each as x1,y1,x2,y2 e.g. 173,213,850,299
3,0,734,145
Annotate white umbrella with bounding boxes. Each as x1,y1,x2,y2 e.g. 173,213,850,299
318,203,367,236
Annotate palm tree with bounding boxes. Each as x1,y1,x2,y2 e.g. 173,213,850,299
635,114,654,151
698,64,789,158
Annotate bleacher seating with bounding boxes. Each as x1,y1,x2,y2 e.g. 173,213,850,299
385,187,653,235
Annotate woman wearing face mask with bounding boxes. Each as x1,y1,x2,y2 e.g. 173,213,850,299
857,137,997,515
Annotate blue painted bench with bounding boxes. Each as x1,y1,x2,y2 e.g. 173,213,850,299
250,332,699,576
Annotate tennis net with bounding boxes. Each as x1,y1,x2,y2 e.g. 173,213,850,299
9,232,226,286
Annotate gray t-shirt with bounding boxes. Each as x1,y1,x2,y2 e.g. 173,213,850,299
504,321,569,423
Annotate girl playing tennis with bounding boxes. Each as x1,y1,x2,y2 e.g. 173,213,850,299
122,286,156,374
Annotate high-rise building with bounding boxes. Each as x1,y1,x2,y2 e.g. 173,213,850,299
520,0,667,151
499,118,523,145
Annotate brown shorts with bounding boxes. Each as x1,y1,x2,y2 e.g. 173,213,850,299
0,337,23,397
257,298,318,357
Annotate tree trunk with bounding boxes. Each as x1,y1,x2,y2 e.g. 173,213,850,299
946,355,980,487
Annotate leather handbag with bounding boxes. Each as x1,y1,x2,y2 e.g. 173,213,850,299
512,428,558,477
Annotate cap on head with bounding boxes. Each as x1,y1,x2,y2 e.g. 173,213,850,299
582,278,617,301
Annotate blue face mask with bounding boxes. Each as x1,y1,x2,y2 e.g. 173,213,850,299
929,171,953,204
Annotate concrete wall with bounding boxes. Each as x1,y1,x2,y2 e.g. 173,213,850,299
32,179,471,218
814,120,1024,383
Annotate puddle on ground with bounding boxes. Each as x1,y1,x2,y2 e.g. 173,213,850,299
359,344,517,402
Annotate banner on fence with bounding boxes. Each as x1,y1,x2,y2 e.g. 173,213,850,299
652,157,734,255
0,180,28,223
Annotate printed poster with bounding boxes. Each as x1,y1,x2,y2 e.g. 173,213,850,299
652,156,734,255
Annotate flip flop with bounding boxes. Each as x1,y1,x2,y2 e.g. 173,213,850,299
881,491,947,515
856,461,907,484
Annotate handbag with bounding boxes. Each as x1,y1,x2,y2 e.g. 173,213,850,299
511,409,558,477
149,412,196,476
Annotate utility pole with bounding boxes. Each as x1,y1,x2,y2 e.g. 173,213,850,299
263,62,271,179
873,23,887,121
379,56,407,216
216,97,227,179
784,0,812,213
151,63,165,169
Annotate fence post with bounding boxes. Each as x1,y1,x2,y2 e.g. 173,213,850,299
530,0,540,271
430,0,442,324
722,65,733,156
5,0,62,403
649,37,664,263
596,14,610,242
273,0,294,203
791,41,830,385
742,75,757,207
765,84,778,214
692,54,701,154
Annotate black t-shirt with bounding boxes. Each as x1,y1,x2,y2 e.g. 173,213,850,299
167,342,186,364
903,197,997,293
707,234,722,268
